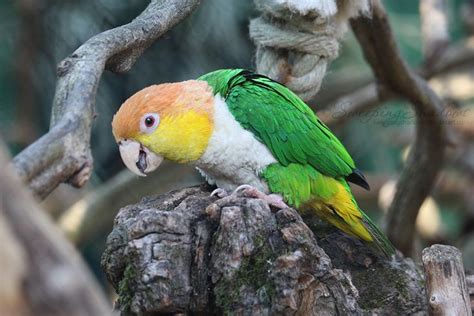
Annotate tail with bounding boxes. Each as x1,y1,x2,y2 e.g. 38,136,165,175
263,164,396,257
308,179,396,258
361,212,396,258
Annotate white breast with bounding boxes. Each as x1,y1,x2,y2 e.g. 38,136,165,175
195,94,277,192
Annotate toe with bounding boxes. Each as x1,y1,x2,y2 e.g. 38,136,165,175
211,188,228,198
234,184,254,195
267,194,290,209
233,184,260,198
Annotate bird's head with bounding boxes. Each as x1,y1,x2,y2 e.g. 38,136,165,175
112,80,214,176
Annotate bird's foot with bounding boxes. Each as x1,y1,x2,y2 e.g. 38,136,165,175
210,188,229,198
233,184,289,209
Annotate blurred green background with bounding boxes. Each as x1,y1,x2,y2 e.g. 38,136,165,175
1,0,473,295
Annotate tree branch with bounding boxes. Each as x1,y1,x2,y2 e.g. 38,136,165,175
318,36,474,128
350,0,447,255
0,140,111,315
11,0,202,199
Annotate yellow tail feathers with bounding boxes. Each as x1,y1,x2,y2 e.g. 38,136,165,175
305,180,373,242
262,163,395,256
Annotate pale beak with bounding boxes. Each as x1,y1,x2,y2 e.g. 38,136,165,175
118,139,163,176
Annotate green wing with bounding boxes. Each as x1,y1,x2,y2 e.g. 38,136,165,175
199,69,368,188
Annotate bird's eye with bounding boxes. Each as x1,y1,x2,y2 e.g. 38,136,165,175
140,113,160,134
145,116,154,127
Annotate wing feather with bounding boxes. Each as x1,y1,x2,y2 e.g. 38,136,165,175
199,69,369,188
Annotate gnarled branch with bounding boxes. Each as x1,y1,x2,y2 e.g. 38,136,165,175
350,0,447,255
0,140,110,315
12,0,202,199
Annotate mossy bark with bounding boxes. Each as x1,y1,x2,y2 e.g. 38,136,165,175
101,185,427,315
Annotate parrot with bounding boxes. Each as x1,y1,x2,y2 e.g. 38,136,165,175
111,69,395,257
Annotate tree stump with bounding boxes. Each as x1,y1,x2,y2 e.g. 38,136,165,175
101,185,427,315
422,245,472,316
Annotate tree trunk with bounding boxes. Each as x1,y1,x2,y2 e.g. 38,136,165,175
101,185,427,315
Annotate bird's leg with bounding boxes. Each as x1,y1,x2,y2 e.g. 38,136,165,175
233,184,289,209
210,188,229,198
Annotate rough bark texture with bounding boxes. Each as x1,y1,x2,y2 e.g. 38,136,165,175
11,0,201,199
467,273,474,312
102,185,427,315
422,245,472,316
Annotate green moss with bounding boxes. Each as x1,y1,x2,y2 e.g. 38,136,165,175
214,235,277,313
351,264,410,309
117,264,136,314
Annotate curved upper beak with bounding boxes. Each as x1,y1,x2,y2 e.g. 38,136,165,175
118,139,163,176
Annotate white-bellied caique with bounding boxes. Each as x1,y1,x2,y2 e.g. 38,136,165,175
112,69,395,257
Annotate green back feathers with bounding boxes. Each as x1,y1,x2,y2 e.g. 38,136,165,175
199,69,243,97
199,69,395,257
261,163,338,208
199,69,358,180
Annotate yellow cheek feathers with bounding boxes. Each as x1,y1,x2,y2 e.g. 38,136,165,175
137,110,213,163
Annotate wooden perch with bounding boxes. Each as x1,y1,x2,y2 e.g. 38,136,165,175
422,245,472,316
351,0,447,255
11,0,201,199
0,141,110,316
101,185,427,315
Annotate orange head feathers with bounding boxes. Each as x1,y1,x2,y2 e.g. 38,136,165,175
112,80,215,175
